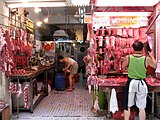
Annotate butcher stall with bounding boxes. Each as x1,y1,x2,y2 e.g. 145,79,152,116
85,0,160,119
0,12,55,118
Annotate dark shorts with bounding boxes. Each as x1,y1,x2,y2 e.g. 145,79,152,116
78,65,86,74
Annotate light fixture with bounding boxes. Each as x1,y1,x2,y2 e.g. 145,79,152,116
72,43,75,46
93,12,152,16
71,0,90,6
35,7,51,25
21,0,28,3
6,1,66,8
34,7,41,13
36,21,43,27
44,17,49,23
43,7,51,23
95,0,159,6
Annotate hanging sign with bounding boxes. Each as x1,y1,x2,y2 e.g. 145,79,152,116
110,16,148,27
84,15,91,23
93,12,110,28
26,19,34,33
85,12,149,28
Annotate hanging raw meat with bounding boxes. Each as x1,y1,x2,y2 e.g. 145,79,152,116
86,62,98,76
23,30,28,46
87,23,93,41
139,27,147,39
115,38,121,47
93,38,97,50
99,48,103,54
117,28,122,36
127,27,133,37
140,37,147,43
123,48,129,55
113,59,121,72
133,28,140,41
87,47,97,58
122,27,128,38
104,36,110,48
101,27,105,36
16,83,22,98
112,28,117,36
100,60,103,74
126,38,130,47
87,75,98,85
0,30,15,74
104,27,109,36
121,38,127,48
98,36,103,47
96,26,103,36
108,28,113,36
9,82,16,94
0,26,6,52
110,36,116,50
104,48,112,59
129,38,134,48
24,84,30,109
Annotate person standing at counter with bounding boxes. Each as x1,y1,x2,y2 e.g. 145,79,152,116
58,56,78,92
122,41,157,120
77,47,86,79
62,49,71,58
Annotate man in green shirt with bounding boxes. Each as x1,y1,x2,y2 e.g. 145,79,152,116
122,41,157,120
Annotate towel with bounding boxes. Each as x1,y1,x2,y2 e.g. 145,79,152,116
110,88,119,113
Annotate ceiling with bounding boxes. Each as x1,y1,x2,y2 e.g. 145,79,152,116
4,0,156,39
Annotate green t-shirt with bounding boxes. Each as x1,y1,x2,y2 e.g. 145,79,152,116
128,55,146,79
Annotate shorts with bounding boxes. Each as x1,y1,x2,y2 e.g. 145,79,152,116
78,65,86,74
70,62,78,75
128,79,148,109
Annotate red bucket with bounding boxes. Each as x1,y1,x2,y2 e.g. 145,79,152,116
112,110,136,120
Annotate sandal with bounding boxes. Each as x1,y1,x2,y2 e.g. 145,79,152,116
66,88,73,92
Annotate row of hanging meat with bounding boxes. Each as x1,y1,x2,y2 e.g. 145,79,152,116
0,25,33,75
9,82,30,108
86,23,148,75
92,25,147,39
94,36,135,53
86,50,125,74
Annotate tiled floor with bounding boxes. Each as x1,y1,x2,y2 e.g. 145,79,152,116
10,75,160,120
11,77,106,120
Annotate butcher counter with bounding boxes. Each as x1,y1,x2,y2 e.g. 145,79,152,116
7,65,55,113
97,77,160,116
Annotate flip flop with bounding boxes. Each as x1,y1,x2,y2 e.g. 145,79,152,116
66,88,73,92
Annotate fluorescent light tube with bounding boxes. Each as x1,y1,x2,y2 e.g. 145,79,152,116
7,2,66,8
71,0,90,6
95,0,159,6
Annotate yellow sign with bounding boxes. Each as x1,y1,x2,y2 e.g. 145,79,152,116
26,19,34,33
110,16,148,27
84,15,91,23
86,12,149,28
